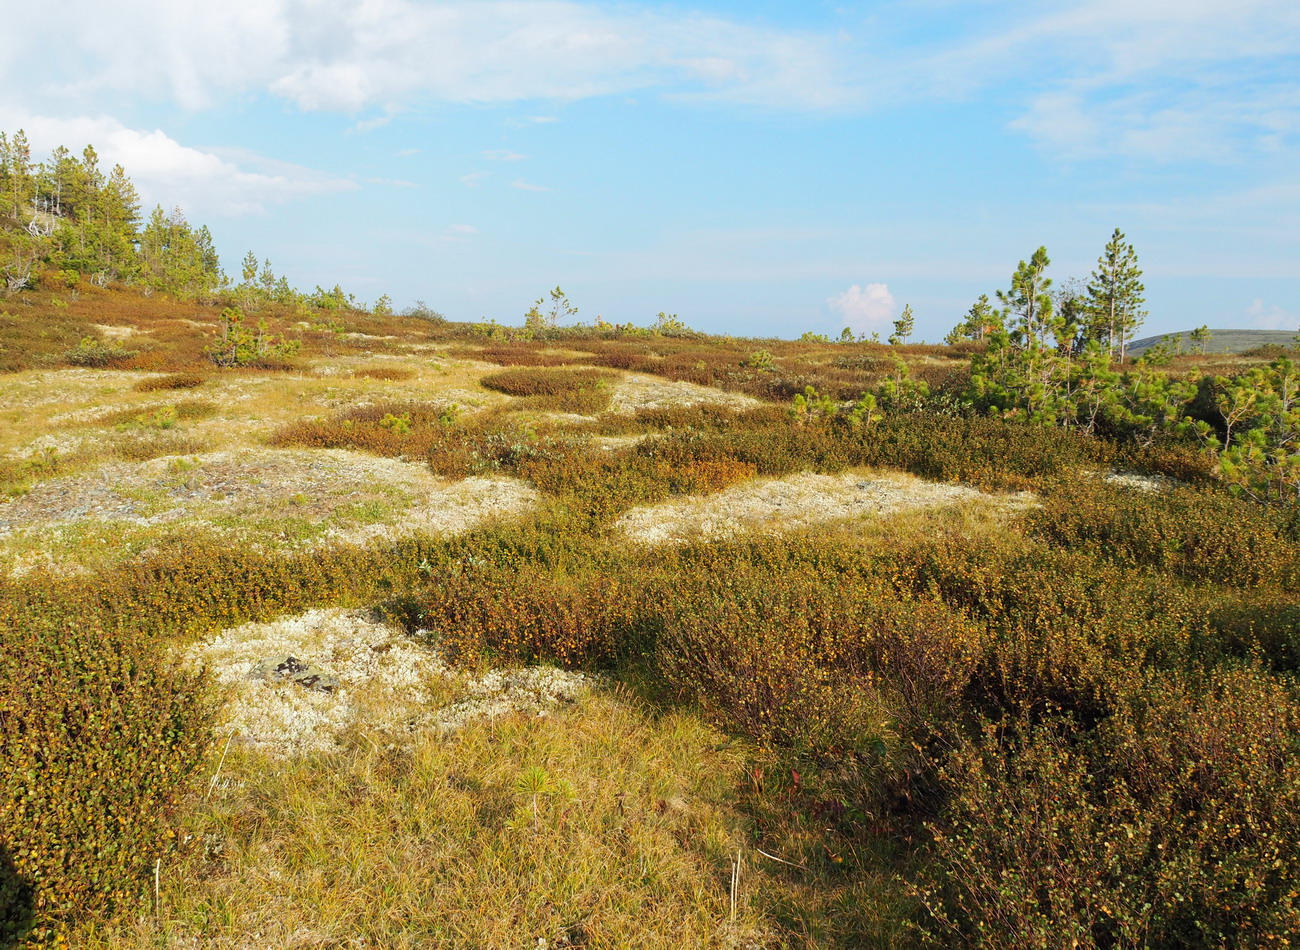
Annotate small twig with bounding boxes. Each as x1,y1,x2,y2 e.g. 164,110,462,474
153,858,161,915
206,730,236,799
729,849,741,927
754,847,809,871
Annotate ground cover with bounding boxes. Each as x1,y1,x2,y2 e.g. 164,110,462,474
3,289,1300,949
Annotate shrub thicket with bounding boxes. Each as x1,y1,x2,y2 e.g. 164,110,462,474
0,617,214,945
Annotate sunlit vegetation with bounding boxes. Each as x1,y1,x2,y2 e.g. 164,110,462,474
3,130,1300,948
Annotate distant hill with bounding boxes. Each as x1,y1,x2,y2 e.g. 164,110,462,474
1127,328,1298,357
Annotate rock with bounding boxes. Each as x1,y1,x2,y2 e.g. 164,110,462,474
250,654,340,693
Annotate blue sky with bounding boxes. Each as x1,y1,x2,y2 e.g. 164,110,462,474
3,0,1297,340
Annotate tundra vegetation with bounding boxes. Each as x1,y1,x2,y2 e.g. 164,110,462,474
3,132,1300,949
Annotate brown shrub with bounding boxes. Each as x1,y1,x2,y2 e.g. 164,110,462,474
132,372,206,392
474,345,574,367
352,366,415,381
480,367,615,397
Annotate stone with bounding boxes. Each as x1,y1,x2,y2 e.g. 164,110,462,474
250,654,340,693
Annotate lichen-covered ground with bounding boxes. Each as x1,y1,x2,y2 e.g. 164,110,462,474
189,608,592,755
618,469,1037,544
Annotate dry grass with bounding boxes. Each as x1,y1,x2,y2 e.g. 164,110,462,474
81,692,775,949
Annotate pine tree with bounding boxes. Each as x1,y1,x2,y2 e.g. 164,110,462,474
6,130,32,220
889,304,914,346
1087,228,1146,362
998,246,1054,350
945,294,999,344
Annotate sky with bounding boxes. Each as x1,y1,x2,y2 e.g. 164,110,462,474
2,0,1297,341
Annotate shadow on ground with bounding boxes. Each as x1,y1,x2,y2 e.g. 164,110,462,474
0,845,34,949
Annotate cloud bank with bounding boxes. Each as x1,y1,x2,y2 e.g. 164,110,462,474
1,113,354,217
828,283,895,333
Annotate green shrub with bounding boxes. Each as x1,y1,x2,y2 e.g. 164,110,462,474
64,337,135,368
1028,479,1299,587
205,307,300,368
921,667,1300,948
0,618,215,943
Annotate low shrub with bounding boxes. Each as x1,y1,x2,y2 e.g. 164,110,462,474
480,367,615,397
473,345,574,367
0,617,215,944
421,564,639,667
1028,479,1299,588
64,336,136,368
921,668,1300,948
270,401,464,460
352,366,415,381
132,373,205,392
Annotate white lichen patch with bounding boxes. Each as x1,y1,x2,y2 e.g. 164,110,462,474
433,667,593,734
1103,471,1180,492
0,368,157,413
617,469,1036,544
188,608,451,754
91,323,141,341
607,374,761,414
0,449,538,575
188,608,593,756
0,448,533,532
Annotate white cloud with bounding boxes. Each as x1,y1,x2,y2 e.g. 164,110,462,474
0,112,354,217
924,0,1300,163
448,224,478,234
828,282,895,332
460,171,488,187
511,178,553,192
396,148,421,157
482,149,526,161
2,0,866,115
1246,299,1298,330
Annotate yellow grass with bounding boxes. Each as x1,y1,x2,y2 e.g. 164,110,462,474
81,691,778,949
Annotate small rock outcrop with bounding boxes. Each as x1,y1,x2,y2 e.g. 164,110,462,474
251,655,340,693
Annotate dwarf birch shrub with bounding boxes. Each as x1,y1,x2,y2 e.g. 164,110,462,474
0,617,215,944
1028,479,1299,587
922,668,1300,949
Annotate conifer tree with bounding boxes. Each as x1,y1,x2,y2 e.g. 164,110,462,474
945,294,999,344
998,246,1054,350
889,304,914,346
1087,228,1146,361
